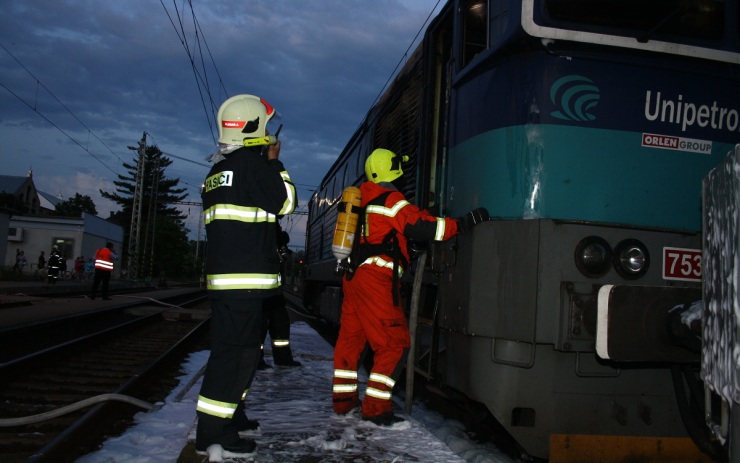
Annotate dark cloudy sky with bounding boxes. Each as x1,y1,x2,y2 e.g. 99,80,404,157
0,0,443,246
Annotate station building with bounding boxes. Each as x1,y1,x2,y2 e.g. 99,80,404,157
1,173,124,278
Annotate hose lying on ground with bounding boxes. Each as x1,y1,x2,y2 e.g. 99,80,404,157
0,393,155,426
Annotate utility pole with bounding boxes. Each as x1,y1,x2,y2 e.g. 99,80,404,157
127,132,147,280
143,151,161,279
172,200,205,271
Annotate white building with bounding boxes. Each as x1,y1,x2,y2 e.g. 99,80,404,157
2,173,123,277
7,213,124,277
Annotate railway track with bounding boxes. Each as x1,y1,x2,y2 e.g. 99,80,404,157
1,288,523,462
0,290,210,463
2,282,159,304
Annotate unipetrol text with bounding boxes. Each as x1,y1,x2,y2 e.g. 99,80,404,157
204,170,233,192
645,91,740,133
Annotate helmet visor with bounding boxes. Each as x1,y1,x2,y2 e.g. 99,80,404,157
266,111,283,137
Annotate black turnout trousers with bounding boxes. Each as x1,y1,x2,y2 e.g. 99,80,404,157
196,297,263,448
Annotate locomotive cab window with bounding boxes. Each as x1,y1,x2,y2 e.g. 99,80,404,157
462,0,489,68
543,0,725,43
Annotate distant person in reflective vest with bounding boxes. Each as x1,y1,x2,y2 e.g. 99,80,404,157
91,242,118,300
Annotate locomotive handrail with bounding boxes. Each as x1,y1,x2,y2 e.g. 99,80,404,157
405,250,427,415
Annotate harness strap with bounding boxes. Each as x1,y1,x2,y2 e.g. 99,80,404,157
348,191,407,305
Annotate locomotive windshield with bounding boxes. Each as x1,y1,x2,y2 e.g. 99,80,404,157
543,0,726,44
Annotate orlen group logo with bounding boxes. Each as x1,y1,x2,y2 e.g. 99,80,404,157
642,133,712,154
550,75,600,122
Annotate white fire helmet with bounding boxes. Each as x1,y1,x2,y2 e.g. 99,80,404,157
217,94,277,145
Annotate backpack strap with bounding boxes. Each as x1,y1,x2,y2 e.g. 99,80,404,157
343,197,367,281
344,191,391,281
349,191,407,306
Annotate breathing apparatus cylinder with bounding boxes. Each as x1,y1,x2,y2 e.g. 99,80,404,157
332,186,362,272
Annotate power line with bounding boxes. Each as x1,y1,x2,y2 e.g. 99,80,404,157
144,132,210,168
1,82,121,176
293,182,319,189
157,5,318,201
1,40,207,230
144,132,208,194
0,42,126,175
174,201,203,206
368,0,443,110
190,2,229,115
162,151,209,168
160,0,216,145
160,0,228,145
0,43,126,166
1,41,208,189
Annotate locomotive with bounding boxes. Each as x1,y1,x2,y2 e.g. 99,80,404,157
303,0,740,461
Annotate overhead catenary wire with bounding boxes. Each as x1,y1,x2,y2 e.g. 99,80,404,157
159,0,228,145
3,2,444,184
0,43,126,167
366,0,444,111
159,0,215,144
189,2,230,121
0,43,126,176
159,2,443,249
0,82,120,177
0,41,215,191
144,132,209,195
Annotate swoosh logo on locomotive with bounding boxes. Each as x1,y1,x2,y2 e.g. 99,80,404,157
550,75,600,122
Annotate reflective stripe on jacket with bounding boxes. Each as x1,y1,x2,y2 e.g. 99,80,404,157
358,181,459,274
202,147,296,298
206,273,281,291
94,248,115,272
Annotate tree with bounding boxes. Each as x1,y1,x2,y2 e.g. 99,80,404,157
55,193,98,217
101,145,191,279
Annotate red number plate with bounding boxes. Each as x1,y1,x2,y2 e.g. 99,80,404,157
662,247,702,282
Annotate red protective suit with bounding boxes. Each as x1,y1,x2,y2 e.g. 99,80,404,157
333,181,459,419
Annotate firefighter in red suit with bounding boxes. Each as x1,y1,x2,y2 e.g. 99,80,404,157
332,148,489,426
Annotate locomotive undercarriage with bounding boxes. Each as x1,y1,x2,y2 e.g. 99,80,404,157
415,323,720,461
302,218,722,461
414,219,718,461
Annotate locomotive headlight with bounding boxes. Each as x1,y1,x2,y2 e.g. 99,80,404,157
574,236,612,278
613,239,649,279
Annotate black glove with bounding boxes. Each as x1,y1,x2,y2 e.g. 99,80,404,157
457,207,489,232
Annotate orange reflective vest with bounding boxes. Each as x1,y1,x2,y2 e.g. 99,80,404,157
94,248,115,272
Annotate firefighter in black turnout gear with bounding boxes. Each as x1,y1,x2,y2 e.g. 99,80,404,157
46,246,62,284
196,94,297,458
259,223,301,368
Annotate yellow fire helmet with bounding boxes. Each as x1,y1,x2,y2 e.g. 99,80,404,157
365,148,409,183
